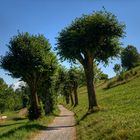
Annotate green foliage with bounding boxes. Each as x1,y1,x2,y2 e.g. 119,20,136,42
54,66,68,95
0,32,58,119
121,45,140,70
106,66,140,89
16,86,30,108
0,78,22,113
37,54,58,114
68,67,79,83
99,73,108,80
113,64,121,75
0,32,55,84
56,9,125,64
74,64,108,86
76,66,86,86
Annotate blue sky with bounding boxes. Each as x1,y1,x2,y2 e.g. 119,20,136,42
0,0,140,85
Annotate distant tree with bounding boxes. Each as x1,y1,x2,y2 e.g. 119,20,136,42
39,62,58,115
68,68,79,106
56,10,125,110
16,84,30,108
113,64,121,75
100,73,108,80
0,78,22,113
55,67,70,104
0,32,57,120
121,45,140,70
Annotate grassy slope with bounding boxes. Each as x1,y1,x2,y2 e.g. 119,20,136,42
68,71,140,140
0,108,59,140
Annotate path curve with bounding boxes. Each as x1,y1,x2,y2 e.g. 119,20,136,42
33,105,76,140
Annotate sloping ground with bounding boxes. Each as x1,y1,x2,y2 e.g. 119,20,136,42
69,70,140,140
33,105,76,140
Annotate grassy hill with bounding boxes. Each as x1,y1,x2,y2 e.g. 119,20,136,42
67,67,140,140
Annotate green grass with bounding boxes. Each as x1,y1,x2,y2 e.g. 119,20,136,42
0,107,59,140
64,68,140,140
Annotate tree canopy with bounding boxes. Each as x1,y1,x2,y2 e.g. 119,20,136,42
121,45,140,70
0,32,58,119
56,10,125,64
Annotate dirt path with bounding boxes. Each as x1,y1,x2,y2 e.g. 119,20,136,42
33,105,76,140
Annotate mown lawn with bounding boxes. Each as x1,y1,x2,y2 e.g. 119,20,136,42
0,108,59,140
67,75,140,140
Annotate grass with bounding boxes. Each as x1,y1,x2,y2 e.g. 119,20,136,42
0,107,59,140
64,67,140,140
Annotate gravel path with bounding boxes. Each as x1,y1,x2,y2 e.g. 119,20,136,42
33,105,76,140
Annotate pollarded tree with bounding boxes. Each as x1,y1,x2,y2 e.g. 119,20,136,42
121,45,140,70
0,32,57,120
56,10,125,110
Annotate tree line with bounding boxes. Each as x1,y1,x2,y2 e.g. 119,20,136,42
1,9,139,120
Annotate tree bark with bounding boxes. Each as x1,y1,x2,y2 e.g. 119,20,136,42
73,81,78,106
84,58,98,110
70,92,74,106
65,92,69,104
30,87,41,119
45,89,51,114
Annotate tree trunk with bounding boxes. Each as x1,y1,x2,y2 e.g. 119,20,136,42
70,92,74,106
84,58,98,110
65,92,69,104
73,82,78,106
45,89,51,114
30,88,41,119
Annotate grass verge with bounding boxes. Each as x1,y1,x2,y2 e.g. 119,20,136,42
63,72,140,140
0,107,60,140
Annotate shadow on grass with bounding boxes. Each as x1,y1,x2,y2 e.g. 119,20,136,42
0,123,47,139
12,117,27,121
103,80,128,90
0,122,25,127
76,107,101,125
76,112,91,125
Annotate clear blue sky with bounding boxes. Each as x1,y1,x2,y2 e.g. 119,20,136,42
0,0,140,85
